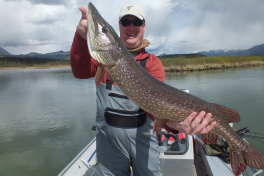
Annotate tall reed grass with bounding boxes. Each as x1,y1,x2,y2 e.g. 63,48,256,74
161,56,264,72
0,57,70,69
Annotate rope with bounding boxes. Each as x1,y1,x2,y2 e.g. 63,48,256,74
239,131,264,144
248,132,264,136
244,135,264,144
245,135,264,139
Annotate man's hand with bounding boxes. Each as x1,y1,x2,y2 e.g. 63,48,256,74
77,6,88,40
167,111,217,135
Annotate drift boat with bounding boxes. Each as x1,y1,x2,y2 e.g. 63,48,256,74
58,131,263,176
58,91,263,176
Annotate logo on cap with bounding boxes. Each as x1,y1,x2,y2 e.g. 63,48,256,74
127,6,133,10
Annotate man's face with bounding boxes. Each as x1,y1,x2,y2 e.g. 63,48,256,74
119,15,145,49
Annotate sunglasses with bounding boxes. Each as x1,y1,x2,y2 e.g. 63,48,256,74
120,18,145,27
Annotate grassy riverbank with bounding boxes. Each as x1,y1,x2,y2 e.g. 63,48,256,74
0,65,70,70
161,55,264,72
1,55,263,71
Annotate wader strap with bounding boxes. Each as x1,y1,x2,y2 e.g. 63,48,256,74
106,56,149,90
137,56,148,68
105,108,147,128
106,79,114,90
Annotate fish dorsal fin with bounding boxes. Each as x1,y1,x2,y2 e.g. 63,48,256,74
211,103,240,123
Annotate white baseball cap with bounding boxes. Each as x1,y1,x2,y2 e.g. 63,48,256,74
119,4,145,20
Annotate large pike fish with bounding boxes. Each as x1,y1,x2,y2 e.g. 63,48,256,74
86,3,264,176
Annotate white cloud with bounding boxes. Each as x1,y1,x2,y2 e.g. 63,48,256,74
0,0,264,55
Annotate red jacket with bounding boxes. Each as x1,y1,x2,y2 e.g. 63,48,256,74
70,30,177,133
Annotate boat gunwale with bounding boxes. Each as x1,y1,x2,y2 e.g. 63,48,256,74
58,138,96,176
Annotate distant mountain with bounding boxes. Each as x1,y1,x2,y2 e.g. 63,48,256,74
14,50,70,60
0,48,70,60
198,44,264,57
0,47,11,55
1,43,263,59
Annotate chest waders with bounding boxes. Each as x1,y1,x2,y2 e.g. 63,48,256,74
95,55,162,176
104,57,148,128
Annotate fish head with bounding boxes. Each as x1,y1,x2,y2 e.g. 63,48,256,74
87,3,128,68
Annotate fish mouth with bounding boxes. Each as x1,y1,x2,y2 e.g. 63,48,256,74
86,2,125,67
87,3,143,67
87,3,111,51
87,3,99,37
87,3,107,63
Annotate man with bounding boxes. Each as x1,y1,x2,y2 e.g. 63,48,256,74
71,4,216,176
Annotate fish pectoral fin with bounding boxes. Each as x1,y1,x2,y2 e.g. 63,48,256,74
211,103,240,123
95,64,105,87
201,133,218,144
153,119,168,137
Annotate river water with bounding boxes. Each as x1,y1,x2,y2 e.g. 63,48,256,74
0,67,263,176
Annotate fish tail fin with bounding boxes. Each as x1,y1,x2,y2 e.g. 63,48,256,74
230,146,264,176
230,150,247,176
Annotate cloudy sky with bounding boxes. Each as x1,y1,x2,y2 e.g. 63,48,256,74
0,0,264,55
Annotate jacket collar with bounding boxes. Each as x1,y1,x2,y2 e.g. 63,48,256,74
134,49,149,60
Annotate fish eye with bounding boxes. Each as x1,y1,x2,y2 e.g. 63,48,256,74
102,27,107,33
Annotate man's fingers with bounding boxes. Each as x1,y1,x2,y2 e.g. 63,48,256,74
78,6,87,20
193,112,212,131
201,121,217,134
167,111,217,135
200,112,212,127
191,111,206,128
77,6,88,40
185,112,197,125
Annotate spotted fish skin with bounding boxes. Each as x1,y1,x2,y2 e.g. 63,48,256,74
86,3,264,176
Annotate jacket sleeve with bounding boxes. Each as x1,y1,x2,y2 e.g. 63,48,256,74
70,30,99,79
